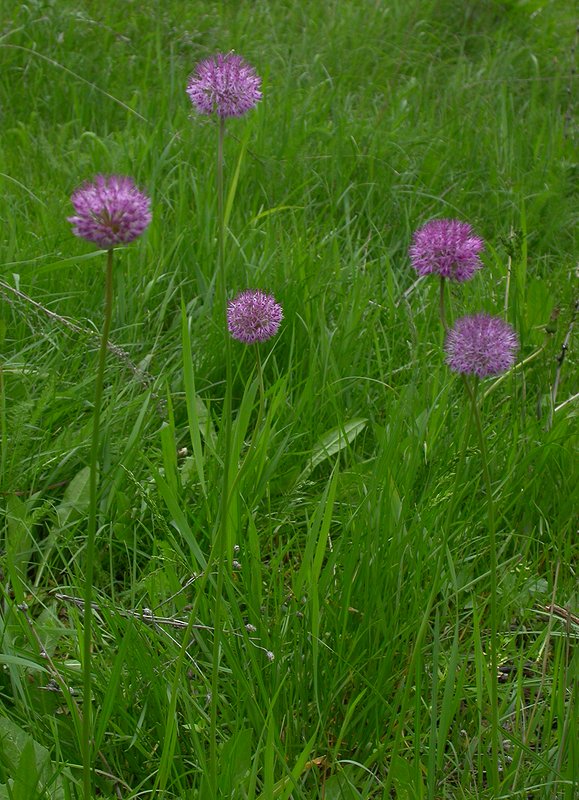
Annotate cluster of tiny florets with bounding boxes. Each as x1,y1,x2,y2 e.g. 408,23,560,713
68,175,151,249
187,53,262,118
445,314,519,378
410,219,484,282
227,290,283,344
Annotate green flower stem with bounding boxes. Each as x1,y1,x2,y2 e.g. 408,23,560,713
209,115,232,794
226,346,266,504
462,375,500,788
439,276,448,332
444,406,473,530
83,246,114,800
217,116,226,307
240,346,266,467
437,280,499,785
0,361,6,485
251,346,266,466
255,346,265,418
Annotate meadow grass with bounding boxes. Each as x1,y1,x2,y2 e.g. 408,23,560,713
0,0,577,797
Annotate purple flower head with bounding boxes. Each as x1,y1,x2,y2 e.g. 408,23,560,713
445,314,519,378
68,175,151,249
187,52,262,118
410,219,484,282
227,290,283,344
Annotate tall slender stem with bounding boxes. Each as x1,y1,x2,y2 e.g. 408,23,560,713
0,361,6,484
439,276,448,332
209,115,232,794
217,116,226,306
254,346,265,440
463,375,500,787
226,347,265,504
83,247,114,800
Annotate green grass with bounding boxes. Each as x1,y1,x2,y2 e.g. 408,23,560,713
0,0,577,797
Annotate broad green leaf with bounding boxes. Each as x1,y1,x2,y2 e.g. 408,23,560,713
219,728,253,795
55,465,92,528
0,717,67,798
0,717,49,776
298,418,367,483
324,772,364,799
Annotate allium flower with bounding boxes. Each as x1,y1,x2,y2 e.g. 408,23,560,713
68,175,151,249
445,314,519,378
187,52,262,118
227,290,283,344
410,219,484,282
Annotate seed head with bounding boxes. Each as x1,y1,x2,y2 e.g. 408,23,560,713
445,314,519,378
410,219,484,282
187,53,262,118
68,175,151,249
227,290,283,344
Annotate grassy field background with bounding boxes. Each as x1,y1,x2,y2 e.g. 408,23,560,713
0,0,577,797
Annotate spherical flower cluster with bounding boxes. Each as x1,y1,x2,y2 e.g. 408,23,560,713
68,175,151,249
410,219,484,282
227,290,283,344
187,53,262,118
445,314,519,378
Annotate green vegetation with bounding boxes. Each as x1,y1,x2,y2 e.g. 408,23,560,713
0,0,576,797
